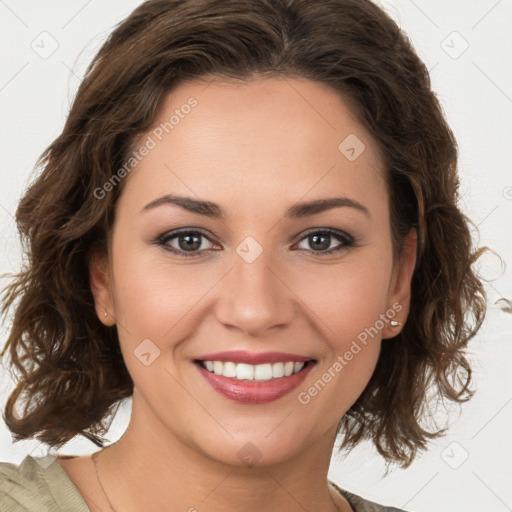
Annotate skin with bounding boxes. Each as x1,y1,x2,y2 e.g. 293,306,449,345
59,76,416,512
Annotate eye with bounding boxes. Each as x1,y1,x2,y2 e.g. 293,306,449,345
155,229,220,257
153,227,356,258
294,229,355,255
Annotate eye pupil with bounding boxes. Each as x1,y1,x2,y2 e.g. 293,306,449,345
310,233,330,251
179,234,201,251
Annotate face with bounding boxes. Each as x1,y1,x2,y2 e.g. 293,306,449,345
90,76,416,467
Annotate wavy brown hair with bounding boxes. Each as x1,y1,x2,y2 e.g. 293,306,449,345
1,0,486,467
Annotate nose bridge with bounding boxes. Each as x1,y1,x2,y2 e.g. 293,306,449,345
214,236,295,336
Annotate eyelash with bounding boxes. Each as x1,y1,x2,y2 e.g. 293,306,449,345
153,228,356,258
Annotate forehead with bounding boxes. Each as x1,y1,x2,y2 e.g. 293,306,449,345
121,76,386,215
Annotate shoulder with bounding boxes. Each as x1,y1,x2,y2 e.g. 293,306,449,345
0,455,89,512
330,481,409,512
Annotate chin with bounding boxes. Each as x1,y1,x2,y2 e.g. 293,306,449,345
184,421,320,469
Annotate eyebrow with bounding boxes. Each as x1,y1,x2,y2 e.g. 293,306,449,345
141,194,370,219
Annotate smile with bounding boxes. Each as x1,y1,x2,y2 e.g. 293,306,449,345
194,351,316,404
199,360,306,380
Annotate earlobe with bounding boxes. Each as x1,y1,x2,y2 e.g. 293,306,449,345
88,249,116,326
382,229,417,339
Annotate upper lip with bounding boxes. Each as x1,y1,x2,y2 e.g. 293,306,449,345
194,350,313,365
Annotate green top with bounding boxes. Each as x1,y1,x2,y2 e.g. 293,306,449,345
0,455,406,511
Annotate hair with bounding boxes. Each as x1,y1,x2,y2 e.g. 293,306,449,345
1,0,486,468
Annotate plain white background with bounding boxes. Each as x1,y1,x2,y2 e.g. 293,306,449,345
0,1,511,511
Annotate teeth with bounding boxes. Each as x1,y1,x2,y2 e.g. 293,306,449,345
223,361,237,378
272,362,285,378
284,362,294,376
201,360,308,380
236,363,254,381
293,362,304,374
213,361,223,375
254,363,272,381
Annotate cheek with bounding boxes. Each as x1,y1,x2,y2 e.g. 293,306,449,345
291,253,392,412
295,254,393,346
109,235,218,343
109,250,212,393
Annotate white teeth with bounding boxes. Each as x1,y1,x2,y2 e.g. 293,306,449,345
223,361,237,378
254,363,273,381
201,360,308,380
272,362,285,378
213,361,224,375
236,363,254,381
284,362,295,376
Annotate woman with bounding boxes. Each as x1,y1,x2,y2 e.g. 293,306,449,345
0,0,486,511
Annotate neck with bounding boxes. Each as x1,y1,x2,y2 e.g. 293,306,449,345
98,395,345,512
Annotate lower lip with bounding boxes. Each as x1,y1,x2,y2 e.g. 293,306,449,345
196,362,315,404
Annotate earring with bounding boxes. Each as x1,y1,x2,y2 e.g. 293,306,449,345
104,311,108,317
390,320,402,327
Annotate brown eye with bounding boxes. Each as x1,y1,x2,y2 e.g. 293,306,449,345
296,229,355,255
306,233,331,251
175,233,202,251
156,229,218,257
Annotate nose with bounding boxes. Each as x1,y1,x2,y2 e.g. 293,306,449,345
214,248,296,337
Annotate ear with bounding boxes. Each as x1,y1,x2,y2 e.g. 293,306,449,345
382,229,417,339
88,248,116,326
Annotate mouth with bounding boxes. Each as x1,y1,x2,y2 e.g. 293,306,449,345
197,360,310,380
193,351,316,404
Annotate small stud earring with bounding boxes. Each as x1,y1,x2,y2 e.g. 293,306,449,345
390,320,402,327
104,311,108,317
